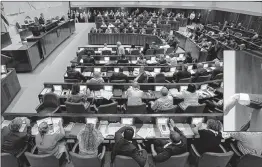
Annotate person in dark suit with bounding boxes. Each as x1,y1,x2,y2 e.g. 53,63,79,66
173,64,191,83
111,126,148,167
83,52,95,65
151,120,187,163
117,54,129,64
39,13,45,25
192,119,223,154
211,61,223,79
192,63,208,82
66,64,86,82
110,66,129,83
141,43,150,55
1,117,31,156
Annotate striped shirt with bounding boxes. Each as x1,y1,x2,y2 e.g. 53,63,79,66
151,95,174,111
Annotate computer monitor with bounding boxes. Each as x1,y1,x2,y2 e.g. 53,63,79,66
156,117,168,124
53,85,62,91
203,64,208,68
121,118,134,125
104,85,113,92
94,68,101,72
180,86,188,91
155,86,164,91
191,117,205,125
151,57,156,61
1,65,7,74
85,118,98,125
80,85,87,91
201,84,208,90
104,57,110,61
170,67,176,72
188,65,193,70
179,54,184,58
114,68,119,73
154,68,161,73
134,68,140,72
75,68,81,73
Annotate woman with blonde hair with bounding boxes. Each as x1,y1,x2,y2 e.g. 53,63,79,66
77,124,104,158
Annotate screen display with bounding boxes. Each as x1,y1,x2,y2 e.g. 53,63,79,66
201,84,208,90
155,86,164,91
80,85,87,91
203,64,208,68
157,118,168,124
188,65,193,70
104,57,110,61
180,86,188,91
104,85,113,91
191,117,204,125
94,68,101,72
154,68,161,73
114,68,119,73
170,67,176,72
53,85,62,91
85,118,98,125
121,118,133,125
75,68,81,72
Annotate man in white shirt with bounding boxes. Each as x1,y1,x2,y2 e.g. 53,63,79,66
224,93,262,131
116,41,125,56
99,43,112,52
126,82,144,106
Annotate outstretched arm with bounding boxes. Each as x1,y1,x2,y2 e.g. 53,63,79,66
224,94,240,116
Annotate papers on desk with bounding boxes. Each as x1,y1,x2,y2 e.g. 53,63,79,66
131,60,137,64
64,122,75,132
136,124,155,139
40,88,52,95
100,90,113,100
189,69,196,74
197,90,215,98
35,117,62,135
175,124,194,137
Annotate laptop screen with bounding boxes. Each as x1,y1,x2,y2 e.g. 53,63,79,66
201,84,208,90
170,67,176,72
104,85,113,91
154,68,161,73
155,86,164,91
180,86,188,91
114,68,119,73
203,64,208,68
75,68,81,72
80,85,87,91
104,57,110,61
191,117,204,125
94,68,101,72
157,118,168,124
85,118,98,125
121,118,133,125
188,65,193,70
53,85,62,91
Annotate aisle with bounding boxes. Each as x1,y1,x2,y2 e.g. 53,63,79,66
5,23,95,113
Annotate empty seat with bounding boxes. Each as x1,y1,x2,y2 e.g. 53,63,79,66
97,102,119,122
165,47,175,54
65,101,90,113
195,75,211,82
182,104,206,113
155,48,165,54
155,152,190,167
36,93,60,114
126,103,147,114
25,151,60,167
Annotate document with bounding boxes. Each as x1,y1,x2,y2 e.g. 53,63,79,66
175,123,194,137
136,124,155,139
100,90,113,100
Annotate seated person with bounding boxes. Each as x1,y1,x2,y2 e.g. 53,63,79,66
83,52,95,65
174,84,199,110
99,43,112,52
151,121,187,162
173,64,191,83
67,64,86,82
108,23,115,28
105,27,112,34
136,54,147,65
117,54,129,64
227,132,262,156
153,23,157,29
67,84,90,109
147,19,153,25
131,27,136,34
140,28,146,34
134,66,148,83
111,126,148,167
100,21,107,28
126,82,144,106
1,118,31,156
122,27,128,33
192,119,223,154
160,41,170,54
89,71,105,83
157,54,167,65
77,123,104,157
36,121,70,162
150,87,174,112
152,28,158,36
114,27,120,33
192,63,208,82
110,66,129,83
90,27,97,33
211,61,223,79
169,56,178,66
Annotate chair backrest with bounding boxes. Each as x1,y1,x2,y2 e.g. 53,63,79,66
114,155,140,167
196,75,211,82
111,80,126,83
25,152,59,167
184,104,206,113
155,152,190,167
130,50,140,55
166,47,175,54
155,48,165,54
65,101,86,113
178,77,192,83
145,49,155,55
1,153,19,167
64,78,79,83
102,50,112,55
214,73,223,80
159,105,177,113
43,93,60,108
198,151,233,167
154,73,166,83
237,154,262,167
98,102,118,122
126,103,147,114
69,152,101,167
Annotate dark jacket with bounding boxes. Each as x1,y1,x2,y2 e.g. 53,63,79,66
194,129,222,154
136,72,148,83
67,69,86,81
110,72,129,83
174,70,191,82
1,126,31,156
83,57,95,65
117,59,129,64
193,68,208,82
211,67,223,79
111,127,147,167
67,94,86,103
153,127,187,162
39,17,45,25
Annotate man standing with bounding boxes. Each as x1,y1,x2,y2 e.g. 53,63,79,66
117,41,125,56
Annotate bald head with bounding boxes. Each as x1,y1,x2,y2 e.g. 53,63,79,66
93,71,101,78
161,87,169,96
117,41,121,46
170,131,182,143
132,82,140,89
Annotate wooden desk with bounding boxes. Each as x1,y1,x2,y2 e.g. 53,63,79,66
88,33,163,45
1,69,21,113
